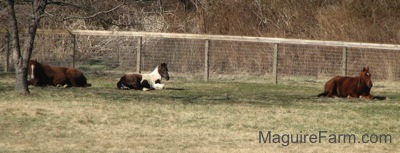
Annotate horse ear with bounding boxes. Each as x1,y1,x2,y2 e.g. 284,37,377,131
362,67,366,71
364,66,369,71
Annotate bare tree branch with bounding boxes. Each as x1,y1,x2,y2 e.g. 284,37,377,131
42,11,54,19
46,0,84,10
61,0,125,21
99,18,140,28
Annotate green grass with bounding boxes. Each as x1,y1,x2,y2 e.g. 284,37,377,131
0,73,399,152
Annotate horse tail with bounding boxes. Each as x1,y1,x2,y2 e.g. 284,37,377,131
117,80,129,90
71,74,89,87
117,80,123,89
81,77,91,87
77,76,87,86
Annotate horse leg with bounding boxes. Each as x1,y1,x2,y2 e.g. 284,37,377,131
117,81,130,90
347,92,361,98
64,84,72,88
141,80,152,91
360,94,374,99
347,95,356,99
28,78,38,86
153,83,165,90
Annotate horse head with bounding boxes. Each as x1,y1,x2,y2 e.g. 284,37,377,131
158,63,170,81
359,66,373,89
28,60,39,79
29,60,37,67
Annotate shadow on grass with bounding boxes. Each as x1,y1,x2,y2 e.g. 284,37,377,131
165,87,186,90
373,96,387,100
315,95,389,101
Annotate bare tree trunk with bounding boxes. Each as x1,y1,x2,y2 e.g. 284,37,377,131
7,0,123,94
8,0,29,94
8,0,47,94
14,62,29,94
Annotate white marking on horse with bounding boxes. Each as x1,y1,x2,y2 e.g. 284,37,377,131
30,64,35,79
141,66,164,90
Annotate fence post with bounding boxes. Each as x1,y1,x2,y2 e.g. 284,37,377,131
342,47,347,76
204,39,210,81
136,37,142,73
72,34,77,68
5,32,10,72
272,43,279,84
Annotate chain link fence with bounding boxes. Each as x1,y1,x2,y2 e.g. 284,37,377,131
1,30,400,83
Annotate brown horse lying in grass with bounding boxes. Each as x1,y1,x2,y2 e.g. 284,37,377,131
318,67,374,99
28,60,91,87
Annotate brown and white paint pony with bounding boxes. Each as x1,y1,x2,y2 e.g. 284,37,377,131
117,63,170,91
318,66,373,99
28,60,91,87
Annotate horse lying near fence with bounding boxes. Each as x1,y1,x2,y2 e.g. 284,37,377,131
117,63,170,91
318,66,373,99
28,60,91,87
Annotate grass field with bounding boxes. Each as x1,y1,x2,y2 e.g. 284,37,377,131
0,73,399,152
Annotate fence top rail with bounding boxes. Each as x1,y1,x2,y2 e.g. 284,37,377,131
72,30,400,50
3,29,400,50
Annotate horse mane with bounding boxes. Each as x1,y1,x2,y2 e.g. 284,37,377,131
30,60,52,76
357,67,372,91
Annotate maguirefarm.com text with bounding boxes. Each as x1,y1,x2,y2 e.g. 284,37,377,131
259,131,392,146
